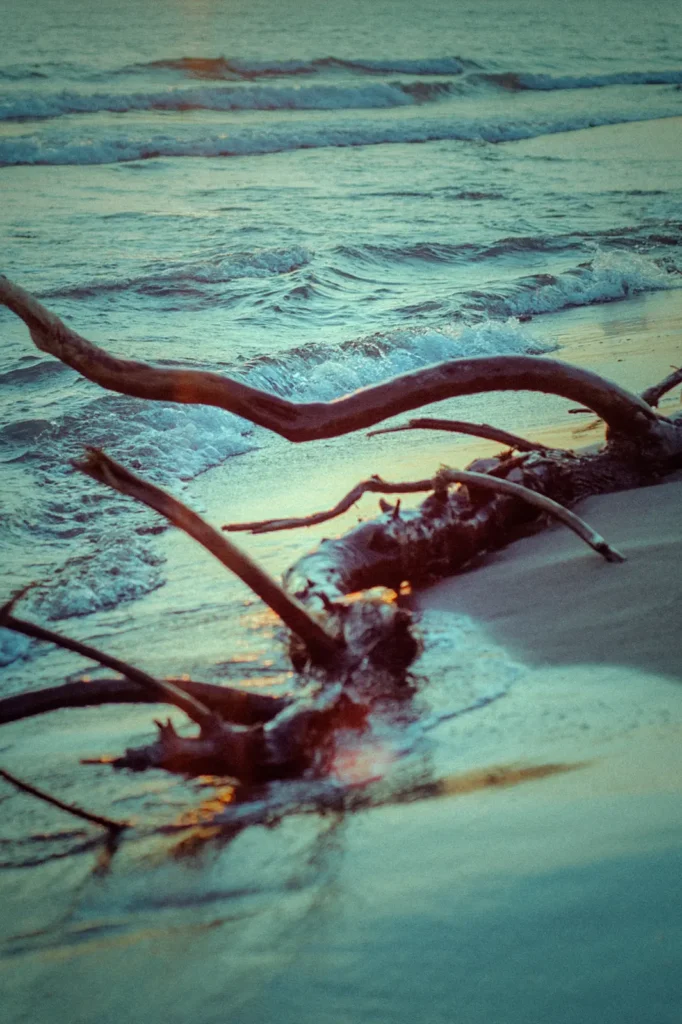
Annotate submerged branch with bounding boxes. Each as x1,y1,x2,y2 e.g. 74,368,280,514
367,417,551,452
0,765,129,832
0,275,660,440
0,676,288,727
0,610,218,731
76,448,340,665
224,467,625,562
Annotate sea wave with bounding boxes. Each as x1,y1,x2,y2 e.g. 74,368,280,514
465,250,676,319
0,80,458,122
3,103,680,166
138,55,468,79
336,234,579,267
41,246,312,300
483,68,682,91
21,395,258,486
238,319,552,402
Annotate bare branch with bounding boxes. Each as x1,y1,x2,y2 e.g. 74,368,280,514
366,417,552,452
223,474,431,533
0,765,128,832
0,610,218,731
76,448,340,665
641,366,682,408
434,469,625,562
0,276,659,440
224,467,625,562
0,676,288,727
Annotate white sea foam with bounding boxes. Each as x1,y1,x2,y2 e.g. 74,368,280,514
36,397,257,486
27,533,166,621
241,319,551,402
3,103,680,165
489,251,676,318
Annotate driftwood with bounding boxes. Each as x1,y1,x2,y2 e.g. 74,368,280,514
223,466,626,562
77,447,340,667
1,275,682,782
366,417,552,451
0,607,367,777
0,675,287,727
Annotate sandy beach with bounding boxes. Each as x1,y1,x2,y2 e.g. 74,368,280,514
1,104,682,1024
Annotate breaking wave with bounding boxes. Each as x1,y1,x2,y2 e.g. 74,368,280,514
238,319,553,402
465,250,676,318
42,246,312,300
0,80,457,122
3,103,681,165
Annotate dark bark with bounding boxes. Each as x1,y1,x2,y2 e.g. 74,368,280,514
0,676,288,727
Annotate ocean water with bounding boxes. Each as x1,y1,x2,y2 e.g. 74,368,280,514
0,1,682,1015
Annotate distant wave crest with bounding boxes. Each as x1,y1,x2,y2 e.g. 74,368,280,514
139,55,468,79
0,80,459,122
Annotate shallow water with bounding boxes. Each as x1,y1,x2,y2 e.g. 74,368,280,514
1,1,682,1018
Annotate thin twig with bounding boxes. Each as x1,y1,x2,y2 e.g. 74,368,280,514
76,448,340,665
367,417,551,452
0,765,129,832
224,475,435,533
223,468,625,562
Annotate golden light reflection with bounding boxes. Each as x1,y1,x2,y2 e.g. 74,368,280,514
340,586,398,606
172,784,237,829
331,742,395,787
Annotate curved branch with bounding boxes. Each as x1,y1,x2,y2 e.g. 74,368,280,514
76,448,340,665
0,765,128,832
224,468,625,562
366,417,551,451
0,676,288,727
0,276,658,440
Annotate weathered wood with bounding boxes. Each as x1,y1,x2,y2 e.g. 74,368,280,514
77,448,340,667
0,676,288,727
641,365,682,408
1,611,219,731
0,275,663,440
223,466,625,562
367,417,552,451
2,277,682,780
281,429,682,665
